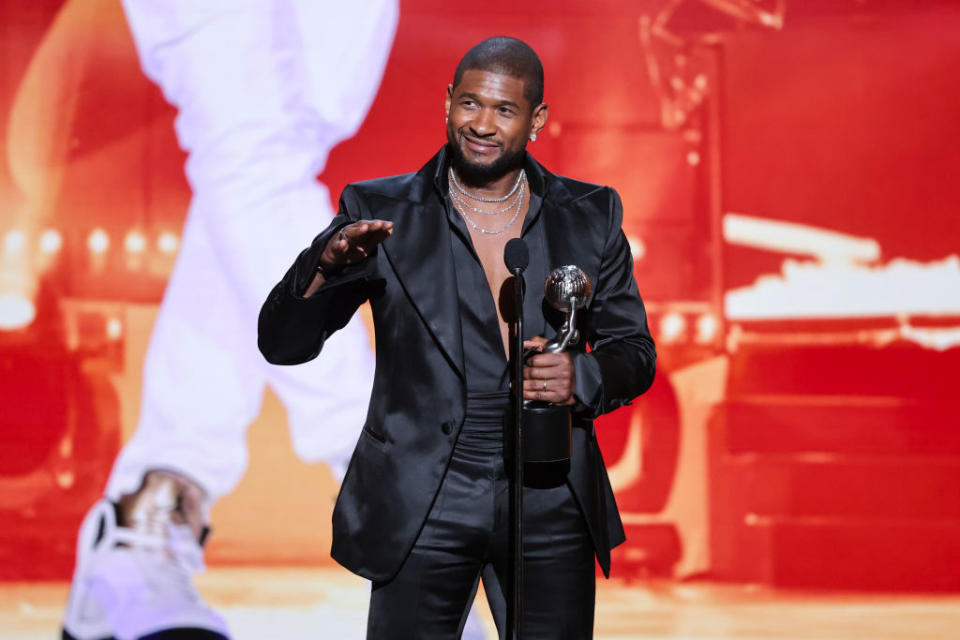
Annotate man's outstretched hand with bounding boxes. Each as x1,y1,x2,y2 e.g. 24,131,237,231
303,220,393,298
320,219,394,271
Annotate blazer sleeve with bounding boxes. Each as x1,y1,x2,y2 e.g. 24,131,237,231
257,185,378,365
575,187,657,418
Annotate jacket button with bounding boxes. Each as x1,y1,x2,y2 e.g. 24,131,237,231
441,421,453,435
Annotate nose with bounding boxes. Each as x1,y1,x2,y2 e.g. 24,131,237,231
469,108,496,136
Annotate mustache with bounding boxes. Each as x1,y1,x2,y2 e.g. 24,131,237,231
459,131,501,148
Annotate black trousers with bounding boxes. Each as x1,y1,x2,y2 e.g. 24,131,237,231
367,399,595,639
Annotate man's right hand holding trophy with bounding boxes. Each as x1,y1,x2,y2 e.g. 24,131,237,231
521,265,592,470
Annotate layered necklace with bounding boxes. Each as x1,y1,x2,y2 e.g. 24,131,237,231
448,167,526,235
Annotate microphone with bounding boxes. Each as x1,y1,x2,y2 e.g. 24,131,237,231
504,237,529,274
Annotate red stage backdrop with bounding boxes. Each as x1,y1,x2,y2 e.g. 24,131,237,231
1,0,959,592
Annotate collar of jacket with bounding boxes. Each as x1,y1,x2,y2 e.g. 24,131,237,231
403,146,578,209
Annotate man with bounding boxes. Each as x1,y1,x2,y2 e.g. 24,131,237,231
259,36,656,639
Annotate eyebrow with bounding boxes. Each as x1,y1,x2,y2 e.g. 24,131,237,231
459,92,521,110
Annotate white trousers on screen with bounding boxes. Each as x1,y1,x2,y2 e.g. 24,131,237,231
105,0,398,504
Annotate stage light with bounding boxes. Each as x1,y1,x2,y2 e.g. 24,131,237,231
0,293,36,330
724,213,881,262
57,471,75,489
106,317,123,340
660,311,687,343
698,0,785,31
695,312,718,343
158,231,179,254
88,229,110,254
124,231,147,254
627,235,646,260
39,229,63,254
4,229,26,254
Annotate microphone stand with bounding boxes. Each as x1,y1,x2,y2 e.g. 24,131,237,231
509,264,525,640
504,236,529,639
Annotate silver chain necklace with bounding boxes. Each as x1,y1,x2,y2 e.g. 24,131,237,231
449,167,525,203
448,182,518,215
450,173,526,235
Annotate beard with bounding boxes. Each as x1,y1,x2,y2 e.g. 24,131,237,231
446,134,526,188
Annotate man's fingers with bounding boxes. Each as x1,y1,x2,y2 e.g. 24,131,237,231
524,352,571,370
343,220,394,247
344,219,392,234
523,366,572,384
523,336,548,351
523,378,562,391
522,347,574,404
325,220,395,269
523,366,570,380
521,379,574,404
342,223,367,242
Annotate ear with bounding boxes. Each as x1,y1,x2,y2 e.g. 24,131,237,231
445,84,453,118
530,102,549,139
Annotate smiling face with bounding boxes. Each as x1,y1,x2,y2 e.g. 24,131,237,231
445,68,548,187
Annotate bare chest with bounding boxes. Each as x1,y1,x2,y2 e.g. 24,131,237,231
457,196,529,356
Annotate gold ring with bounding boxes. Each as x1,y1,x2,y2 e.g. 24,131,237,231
542,381,547,392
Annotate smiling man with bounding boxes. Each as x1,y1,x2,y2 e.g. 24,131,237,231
258,36,656,639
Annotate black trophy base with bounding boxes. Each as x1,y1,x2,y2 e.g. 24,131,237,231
521,400,571,463
521,401,571,488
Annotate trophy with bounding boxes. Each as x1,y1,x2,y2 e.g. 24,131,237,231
522,265,592,466
542,265,591,353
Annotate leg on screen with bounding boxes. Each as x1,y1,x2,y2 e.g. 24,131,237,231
64,2,397,639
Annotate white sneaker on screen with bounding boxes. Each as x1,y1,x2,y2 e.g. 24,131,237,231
62,497,229,640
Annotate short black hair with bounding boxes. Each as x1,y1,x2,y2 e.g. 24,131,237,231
452,36,544,108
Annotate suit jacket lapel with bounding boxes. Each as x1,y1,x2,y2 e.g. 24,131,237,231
380,194,465,381
527,158,594,341
521,193,549,342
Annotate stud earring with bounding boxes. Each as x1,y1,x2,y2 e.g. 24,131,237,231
529,133,537,142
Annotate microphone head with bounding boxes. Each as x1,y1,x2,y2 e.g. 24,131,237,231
504,238,530,273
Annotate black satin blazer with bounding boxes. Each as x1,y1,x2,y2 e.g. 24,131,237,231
258,149,656,582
